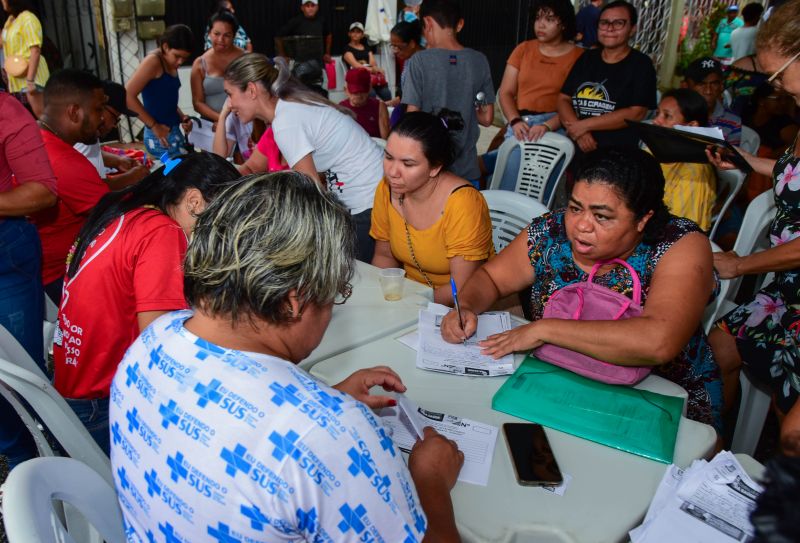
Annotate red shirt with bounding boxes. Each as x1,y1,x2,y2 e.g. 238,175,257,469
339,96,381,138
33,129,109,284
0,92,56,195
53,208,189,399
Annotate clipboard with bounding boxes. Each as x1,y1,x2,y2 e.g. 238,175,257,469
628,120,753,173
492,356,683,463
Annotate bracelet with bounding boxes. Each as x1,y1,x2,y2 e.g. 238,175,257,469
541,123,552,132
509,117,524,127
26,79,35,84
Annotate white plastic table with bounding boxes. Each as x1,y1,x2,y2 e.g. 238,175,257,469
309,326,717,543
302,261,431,369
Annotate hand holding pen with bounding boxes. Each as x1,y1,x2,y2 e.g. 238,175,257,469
450,278,467,346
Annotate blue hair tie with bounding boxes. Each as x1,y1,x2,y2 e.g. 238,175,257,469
160,152,182,175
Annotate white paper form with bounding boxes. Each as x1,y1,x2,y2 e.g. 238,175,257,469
416,303,514,377
378,401,499,487
630,451,763,543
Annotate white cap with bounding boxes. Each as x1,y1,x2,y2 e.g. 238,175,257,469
302,0,319,5
349,22,364,31
404,0,423,6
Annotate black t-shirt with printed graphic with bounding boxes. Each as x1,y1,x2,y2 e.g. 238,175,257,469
561,48,657,149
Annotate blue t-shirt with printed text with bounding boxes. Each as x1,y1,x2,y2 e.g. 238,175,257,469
109,310,427,542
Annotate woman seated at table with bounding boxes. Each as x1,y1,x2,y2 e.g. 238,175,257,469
53,152,240,453
371,111,495,305
651,88,717,232
441,147,722,429
109,171,463,542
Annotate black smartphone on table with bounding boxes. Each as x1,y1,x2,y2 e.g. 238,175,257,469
503,423,563,487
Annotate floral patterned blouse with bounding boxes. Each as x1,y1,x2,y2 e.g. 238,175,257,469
718,139,800,413
527,210,722,429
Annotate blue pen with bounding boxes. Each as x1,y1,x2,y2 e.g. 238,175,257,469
450,278,467,346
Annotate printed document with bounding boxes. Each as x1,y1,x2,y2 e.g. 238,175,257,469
416,303,514,376
378,394,498,486
630,451,763,542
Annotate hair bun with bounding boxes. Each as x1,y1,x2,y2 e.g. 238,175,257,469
435,108,465,132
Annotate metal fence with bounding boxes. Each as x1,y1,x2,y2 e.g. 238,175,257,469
31,0,109,78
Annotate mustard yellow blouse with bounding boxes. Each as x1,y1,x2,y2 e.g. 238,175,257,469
370,179,495,287
661,161,717,232
2,11,49,93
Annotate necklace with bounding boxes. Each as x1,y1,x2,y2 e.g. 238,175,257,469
38,119,63,141
397,178,441,290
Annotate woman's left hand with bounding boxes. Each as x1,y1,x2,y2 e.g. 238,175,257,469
333,365,407,409
479,322,544,359
713,250,742,279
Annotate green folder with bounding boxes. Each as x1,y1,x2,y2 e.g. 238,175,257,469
492,356,684,463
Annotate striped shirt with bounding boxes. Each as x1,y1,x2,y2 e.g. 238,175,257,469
2,10,49,93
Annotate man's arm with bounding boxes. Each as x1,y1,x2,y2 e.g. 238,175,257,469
0,183,56,216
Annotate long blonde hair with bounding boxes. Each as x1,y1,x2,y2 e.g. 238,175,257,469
224,53,353,116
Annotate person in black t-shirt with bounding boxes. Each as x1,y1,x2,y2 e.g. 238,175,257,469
557,0,656,151
276,0,332,64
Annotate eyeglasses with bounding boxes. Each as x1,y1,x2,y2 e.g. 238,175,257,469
333,282,353,305
390,42,409,51
767,49,800,90
598,18,628,30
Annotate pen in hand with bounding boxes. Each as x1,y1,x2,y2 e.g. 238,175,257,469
450,278,467,346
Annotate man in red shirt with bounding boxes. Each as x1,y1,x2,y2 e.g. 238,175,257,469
32,69,109,304
0,90,57,469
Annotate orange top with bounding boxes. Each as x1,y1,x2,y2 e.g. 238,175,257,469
507,40,583,113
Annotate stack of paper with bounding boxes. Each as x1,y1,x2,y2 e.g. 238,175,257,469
630,451,763,542
415,303,514,376
378,393,499,486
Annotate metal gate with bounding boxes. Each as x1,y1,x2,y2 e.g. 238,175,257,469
34,0,110,78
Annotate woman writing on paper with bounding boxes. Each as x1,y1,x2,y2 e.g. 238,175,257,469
53,153,239,453
370,111,495,305
441,148,722,429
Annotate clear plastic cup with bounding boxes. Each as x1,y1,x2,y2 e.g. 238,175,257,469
378,268,406,301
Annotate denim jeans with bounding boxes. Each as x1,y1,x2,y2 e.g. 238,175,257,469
64,396,110,456
482,112,559,192
0,219,45,469
143,124,187,160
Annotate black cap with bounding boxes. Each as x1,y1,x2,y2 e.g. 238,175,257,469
684,57,723,83
103,80,138,117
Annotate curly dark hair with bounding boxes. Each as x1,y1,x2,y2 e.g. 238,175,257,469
531,0,577,41
572,147,671,242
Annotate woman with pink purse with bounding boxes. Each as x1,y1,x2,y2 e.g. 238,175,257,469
440,147,722,430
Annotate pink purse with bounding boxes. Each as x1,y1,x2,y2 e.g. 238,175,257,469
534,258,651,385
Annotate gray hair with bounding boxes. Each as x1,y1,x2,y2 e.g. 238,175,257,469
184,171,356,324
224,53,354,117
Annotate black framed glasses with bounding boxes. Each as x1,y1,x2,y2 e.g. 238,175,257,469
334,282,353,305
598,18,628,30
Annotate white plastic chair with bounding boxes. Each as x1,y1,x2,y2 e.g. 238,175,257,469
705,190,776,333
489,132,575,209
702,191,776,456
481,190,548,252
42,294,58,357
2,457,126,543
739,125,761,156
709,169,746,240
0,357,112,484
